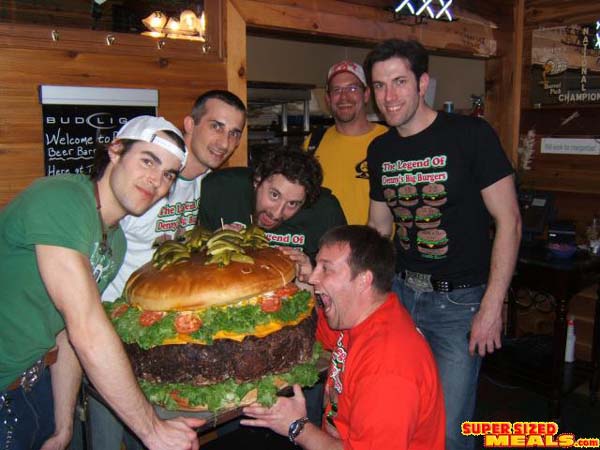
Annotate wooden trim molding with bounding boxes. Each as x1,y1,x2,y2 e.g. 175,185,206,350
0,22,222,61
225,1,249,167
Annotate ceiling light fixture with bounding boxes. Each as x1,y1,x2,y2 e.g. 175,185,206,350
142,9,206,42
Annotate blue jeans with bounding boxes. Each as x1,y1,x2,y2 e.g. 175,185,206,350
0,368,55,450
393,276,484,450
87,395,144,450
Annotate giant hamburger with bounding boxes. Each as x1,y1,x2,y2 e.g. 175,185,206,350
104,226,319,412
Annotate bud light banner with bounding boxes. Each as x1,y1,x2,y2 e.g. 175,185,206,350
40,86,158,176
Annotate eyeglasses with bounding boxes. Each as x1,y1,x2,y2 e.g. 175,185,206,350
328,85,362,96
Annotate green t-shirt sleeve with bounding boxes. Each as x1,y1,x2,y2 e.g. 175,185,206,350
12,178,94,256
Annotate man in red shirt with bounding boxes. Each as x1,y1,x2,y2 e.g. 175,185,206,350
242,225,445,449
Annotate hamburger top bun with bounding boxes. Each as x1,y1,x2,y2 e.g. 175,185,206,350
126,247,295,311
422,183,446,195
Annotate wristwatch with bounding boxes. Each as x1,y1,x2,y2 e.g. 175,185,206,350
288,416,310,445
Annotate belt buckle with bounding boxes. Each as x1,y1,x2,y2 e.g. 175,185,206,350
434,280,452,293
404,270,433,292
20,359,45,392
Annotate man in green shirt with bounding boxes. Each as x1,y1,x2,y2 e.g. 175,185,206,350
0,116,203,450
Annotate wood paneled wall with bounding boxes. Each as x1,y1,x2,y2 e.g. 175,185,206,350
1,0,513,209
0,22,230,208
516,1,600,237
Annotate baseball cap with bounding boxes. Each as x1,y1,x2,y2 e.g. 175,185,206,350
326,60,367,87
116,115,187,169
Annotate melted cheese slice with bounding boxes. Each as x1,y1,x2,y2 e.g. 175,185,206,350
162,296,314,345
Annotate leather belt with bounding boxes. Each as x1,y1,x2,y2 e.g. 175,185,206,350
6,348,59,392
400,270,474,293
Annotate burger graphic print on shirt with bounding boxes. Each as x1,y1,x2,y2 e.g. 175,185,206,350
382,154,449,260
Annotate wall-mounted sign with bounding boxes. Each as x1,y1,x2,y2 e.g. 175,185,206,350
541,137,600,155
40,86,157,176
531,25,600,106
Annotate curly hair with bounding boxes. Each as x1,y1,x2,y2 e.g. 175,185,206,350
253,149,323,207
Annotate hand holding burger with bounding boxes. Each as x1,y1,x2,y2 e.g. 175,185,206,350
278,247,313,284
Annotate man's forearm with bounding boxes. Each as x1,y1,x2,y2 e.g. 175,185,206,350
295,423,344,450
49,330,82,444
481,215,522,312
367,200,394,238
68,312,158,443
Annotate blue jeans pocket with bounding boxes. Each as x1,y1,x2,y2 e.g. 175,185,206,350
442,285,486,310
0,370,54,450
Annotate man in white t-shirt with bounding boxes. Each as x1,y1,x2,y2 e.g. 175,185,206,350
102,90,247,301
90,90,246,450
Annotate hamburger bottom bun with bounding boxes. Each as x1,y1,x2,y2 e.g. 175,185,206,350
170,387,259,412
166,378,290,412
126,247,296,311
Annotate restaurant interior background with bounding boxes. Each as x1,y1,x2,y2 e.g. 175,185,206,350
1,0,600,447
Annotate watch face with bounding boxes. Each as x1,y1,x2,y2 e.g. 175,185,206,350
289,417,309,443
290,421,302,435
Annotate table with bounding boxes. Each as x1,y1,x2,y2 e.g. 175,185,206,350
483,246,600,419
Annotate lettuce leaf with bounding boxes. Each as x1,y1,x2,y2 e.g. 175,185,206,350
103,290,313,349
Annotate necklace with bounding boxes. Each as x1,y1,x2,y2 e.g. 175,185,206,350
94,182,112,258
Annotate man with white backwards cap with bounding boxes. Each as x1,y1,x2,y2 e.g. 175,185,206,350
0,115,203,450
90,90,246,449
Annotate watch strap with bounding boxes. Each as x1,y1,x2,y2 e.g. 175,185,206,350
288,416,310,445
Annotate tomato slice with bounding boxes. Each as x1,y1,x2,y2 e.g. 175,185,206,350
169,390,190,408
274,284,299,299
110,303,129,319
259,295,282,313
139,311,166,327
174,313,202,334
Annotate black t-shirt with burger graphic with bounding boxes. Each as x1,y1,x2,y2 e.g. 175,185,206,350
198,167,347,262
368,112,513,285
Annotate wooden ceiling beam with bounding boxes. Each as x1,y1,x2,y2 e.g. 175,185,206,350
231,0,498,57
525,1,600,28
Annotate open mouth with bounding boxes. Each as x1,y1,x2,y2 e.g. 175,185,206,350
136,186,154,201
315,292,331,312
385,104,403,114
258,212,279,229
315,293,324,308
208,147,227,160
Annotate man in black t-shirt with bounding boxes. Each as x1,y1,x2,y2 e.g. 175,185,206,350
364,40,521,450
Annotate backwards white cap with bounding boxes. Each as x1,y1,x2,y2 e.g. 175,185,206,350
116,115,187,169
